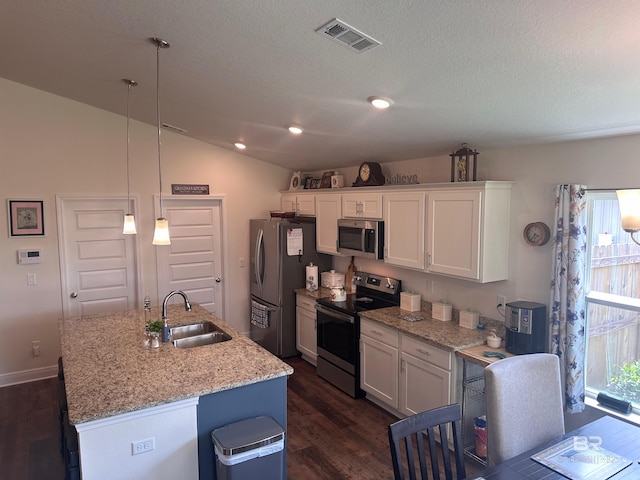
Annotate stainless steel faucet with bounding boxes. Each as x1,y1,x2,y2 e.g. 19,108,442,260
162,290,192,321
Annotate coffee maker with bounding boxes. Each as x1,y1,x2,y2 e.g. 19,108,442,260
505,301,547,354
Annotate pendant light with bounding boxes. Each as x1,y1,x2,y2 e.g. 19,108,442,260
122,78,138,234
151,37,171,245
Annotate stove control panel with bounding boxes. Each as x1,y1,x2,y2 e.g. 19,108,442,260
355,272,401,296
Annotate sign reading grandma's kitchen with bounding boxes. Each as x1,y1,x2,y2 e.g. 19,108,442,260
171,184,210,195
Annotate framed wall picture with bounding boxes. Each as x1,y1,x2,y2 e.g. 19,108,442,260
8,200,45,237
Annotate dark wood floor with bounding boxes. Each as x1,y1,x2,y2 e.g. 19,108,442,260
286,356,482,479
0,357,482,479
0,378,65,480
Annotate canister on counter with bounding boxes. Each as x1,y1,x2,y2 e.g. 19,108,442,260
306,263,318,291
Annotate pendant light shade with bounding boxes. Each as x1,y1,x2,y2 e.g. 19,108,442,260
123,79,138,234
123,214,137,235
151,37,171,245
152,218,171,245
616,189,640,245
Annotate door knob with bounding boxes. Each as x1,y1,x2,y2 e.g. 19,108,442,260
70,292,78,298
215,277,222,283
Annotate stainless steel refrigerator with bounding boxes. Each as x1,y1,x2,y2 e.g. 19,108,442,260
250,218,331,357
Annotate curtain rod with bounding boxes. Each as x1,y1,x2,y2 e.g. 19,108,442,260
581,187,638,192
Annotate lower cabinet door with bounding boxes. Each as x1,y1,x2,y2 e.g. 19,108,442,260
296,305,317,364
399,352,451,417
360,335,399,409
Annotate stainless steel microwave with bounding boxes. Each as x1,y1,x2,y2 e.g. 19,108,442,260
337,219,384,259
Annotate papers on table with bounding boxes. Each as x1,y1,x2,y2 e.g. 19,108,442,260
531,436,632,480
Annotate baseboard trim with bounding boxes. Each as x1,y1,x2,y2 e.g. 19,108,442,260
0,365,57,387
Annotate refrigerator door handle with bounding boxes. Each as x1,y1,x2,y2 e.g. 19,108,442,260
252,297,278,312
255,228,264,291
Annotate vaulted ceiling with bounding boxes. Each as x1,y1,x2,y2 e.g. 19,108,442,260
2,1,640,171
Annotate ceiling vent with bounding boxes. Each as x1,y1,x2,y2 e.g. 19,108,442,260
316,18,381,53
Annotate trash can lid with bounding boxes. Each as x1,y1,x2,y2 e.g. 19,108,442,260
211,416,285,456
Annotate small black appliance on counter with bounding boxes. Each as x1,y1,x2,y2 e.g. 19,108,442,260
505,301,547,355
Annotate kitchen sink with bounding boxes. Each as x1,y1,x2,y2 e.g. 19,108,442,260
172,331,231,349
170,321,218,340
170,321,232,348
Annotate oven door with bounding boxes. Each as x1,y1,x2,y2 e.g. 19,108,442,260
315,303,358,375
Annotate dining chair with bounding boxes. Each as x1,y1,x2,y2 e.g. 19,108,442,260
484,352,565,467
388,403,466,480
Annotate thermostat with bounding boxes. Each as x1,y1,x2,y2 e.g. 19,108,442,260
18,249,42,265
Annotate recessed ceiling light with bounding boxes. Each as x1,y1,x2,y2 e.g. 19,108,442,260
368,96,394,109
234,142,246,150
288,126,303,135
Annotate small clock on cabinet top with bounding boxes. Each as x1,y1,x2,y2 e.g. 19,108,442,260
353,162,385,187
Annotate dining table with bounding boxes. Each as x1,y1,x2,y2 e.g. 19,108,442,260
468,415,640,479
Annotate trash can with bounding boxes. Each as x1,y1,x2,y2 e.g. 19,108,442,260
211,416,285,480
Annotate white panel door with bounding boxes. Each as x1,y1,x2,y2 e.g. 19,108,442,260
57,197,140,318
155,197,224,318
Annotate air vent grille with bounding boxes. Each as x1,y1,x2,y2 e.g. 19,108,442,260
316,18,381,53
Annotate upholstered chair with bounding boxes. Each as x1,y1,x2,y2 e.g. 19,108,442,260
484,353,565,467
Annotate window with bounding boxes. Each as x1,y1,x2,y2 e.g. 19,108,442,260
585,192,640,411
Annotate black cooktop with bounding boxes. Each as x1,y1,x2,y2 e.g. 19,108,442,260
316,272,401,316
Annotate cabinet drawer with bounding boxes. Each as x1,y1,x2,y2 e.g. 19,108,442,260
296,294,317,313
401,335,451,371
361,319,399,348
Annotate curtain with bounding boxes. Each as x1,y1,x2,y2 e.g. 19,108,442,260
550,184,588,413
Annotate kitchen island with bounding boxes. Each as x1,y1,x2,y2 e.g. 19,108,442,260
59,303,293,480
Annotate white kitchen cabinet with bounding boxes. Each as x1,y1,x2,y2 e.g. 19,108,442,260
315,194,342,255
399,334,452,417
342,192,383,219
296,294,318,365
360,318,458,429
281,193,316,216
383,191,426,269
426,184,511,282
360,318,399,409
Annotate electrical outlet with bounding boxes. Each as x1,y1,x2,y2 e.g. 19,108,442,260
132,437,155,455
497,295,506,308
32,340,40,357
239,257,245,268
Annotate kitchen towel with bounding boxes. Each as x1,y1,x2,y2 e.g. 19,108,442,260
250,300,270,328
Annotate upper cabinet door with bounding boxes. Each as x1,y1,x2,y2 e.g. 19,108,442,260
342,193,383,219
384,192,426,269
281,193,316,216
425,184,511,283
315,194,342,255
426,190,482,280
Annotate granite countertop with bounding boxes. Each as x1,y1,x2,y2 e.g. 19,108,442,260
296,287,501,352
59,303,293,425
359,306,490,352
295,286,333,299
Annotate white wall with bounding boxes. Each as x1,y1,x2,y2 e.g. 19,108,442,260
0,78,290,381
327,134,640,324
3,75,640,383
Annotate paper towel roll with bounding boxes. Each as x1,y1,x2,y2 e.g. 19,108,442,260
306,263,318,291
